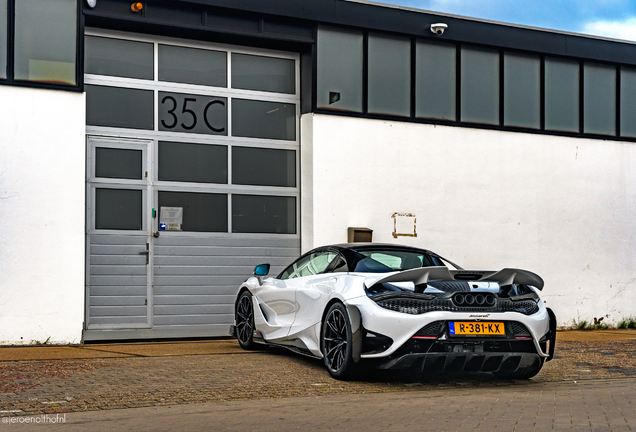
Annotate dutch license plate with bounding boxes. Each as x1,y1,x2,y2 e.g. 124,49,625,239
449,321,505,336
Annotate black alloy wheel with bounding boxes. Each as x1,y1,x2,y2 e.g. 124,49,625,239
236,291,259,350
321,302,355,379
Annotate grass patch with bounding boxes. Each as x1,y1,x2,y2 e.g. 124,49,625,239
572,319,610,330
574,319,590,330
618,317,636,329
592,322,609,330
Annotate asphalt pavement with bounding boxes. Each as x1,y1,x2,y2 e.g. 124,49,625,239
4,378,636,431
1,330,635,431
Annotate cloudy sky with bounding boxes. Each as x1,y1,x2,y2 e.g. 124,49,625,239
376,0,636,41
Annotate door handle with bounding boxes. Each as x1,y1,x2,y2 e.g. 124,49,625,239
139,243,150,265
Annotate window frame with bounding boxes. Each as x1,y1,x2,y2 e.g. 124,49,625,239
0,0,83,92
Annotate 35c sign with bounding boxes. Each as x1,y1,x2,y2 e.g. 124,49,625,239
158,92,227,135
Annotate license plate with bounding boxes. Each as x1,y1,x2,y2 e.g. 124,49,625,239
449,321,505,336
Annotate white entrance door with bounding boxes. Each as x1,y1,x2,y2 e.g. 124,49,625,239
85,136,153,329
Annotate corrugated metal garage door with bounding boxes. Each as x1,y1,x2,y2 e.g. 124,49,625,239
83,30,300,341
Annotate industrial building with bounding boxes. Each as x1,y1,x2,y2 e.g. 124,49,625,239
1,0,635,343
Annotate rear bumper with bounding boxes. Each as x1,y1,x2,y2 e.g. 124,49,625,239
376,352,541,373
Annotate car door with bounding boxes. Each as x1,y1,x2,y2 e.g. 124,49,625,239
256,251,342,341
253,254,313,340
288,251,345,337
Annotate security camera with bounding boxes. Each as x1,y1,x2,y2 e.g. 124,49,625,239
430,23,448,35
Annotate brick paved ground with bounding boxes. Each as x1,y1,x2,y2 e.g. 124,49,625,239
1,335,635,416
5,378,636,431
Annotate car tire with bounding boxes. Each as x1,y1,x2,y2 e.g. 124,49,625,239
321,302,356,380
493,358,544,379
235,291,262,350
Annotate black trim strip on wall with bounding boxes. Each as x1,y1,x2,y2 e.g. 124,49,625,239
313,106,636,143
6,0,14,82
540,55,545,131
310,25,318,115
76,0,85,91
499,50,504,127
455,44,461,123
410,36,416,119
616,65,621,137
579,60,585,134
362,31,368,115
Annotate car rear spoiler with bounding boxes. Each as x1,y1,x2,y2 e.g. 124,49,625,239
364,266,544,290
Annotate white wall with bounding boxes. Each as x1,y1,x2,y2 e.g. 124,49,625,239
0,86,86,344
301,114,636,327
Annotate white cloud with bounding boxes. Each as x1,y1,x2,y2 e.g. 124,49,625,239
582,17,636,41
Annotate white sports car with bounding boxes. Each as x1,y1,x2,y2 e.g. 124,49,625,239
231,244,556,380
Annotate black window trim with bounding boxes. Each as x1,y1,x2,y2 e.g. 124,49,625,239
0,0,83,92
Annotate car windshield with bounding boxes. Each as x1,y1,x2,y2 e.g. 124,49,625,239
350,249,444,273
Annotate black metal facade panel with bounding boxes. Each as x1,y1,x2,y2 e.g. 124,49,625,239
146,1,203,25
163,0,636,65
83,0,315,45
565,35,636,65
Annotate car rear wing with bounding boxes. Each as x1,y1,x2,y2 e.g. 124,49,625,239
364,266,544,290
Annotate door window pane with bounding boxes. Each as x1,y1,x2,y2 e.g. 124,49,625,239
96,148,142,180
86,85,154,130
584,62,616,136
158,141,227,184
158,191,227,232
368,33,411,117
232,195,296,234
231,53,295,94
545,58,579,132
95,188,142,230
283,252,338,279
309,252,338,274
317,26,363,112
85,36,153,80
416,40,455,120
14,0,76,85
159,44,226,87
461,47,499,125
0,0,6,79
279,255,311,280
158,92,227,135
232,99,296,141
504,52,540,129
232,147,296,187
620,67,636,138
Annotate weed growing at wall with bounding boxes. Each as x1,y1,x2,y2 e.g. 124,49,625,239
617,317,636,329
572,318,610,330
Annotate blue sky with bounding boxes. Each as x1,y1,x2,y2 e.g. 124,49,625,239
376,0,636,41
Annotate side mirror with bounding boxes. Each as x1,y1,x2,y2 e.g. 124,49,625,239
254,264,270,276
254,263,270,286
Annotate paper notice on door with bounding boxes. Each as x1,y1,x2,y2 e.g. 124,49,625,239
160,207,183,231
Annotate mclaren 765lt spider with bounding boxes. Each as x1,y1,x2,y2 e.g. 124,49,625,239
230,244,556,380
